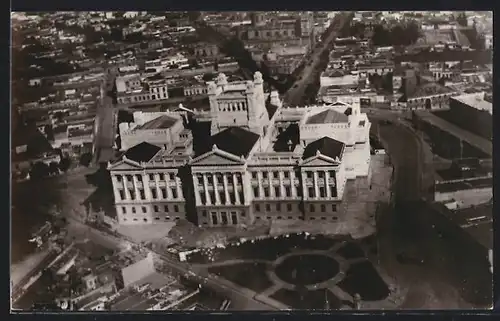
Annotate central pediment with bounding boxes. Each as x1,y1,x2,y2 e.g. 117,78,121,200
108,158,144,171
301,154,341,167
190,149,246,166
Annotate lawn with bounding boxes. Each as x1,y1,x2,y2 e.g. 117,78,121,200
270,288,343,310
337,261,389,301
208,262,273,293
187,233,340,264
336,242,366,259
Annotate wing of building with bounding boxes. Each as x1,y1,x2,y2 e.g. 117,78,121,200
108,72,371,228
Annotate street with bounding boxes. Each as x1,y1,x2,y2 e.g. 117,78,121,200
94,70,117,164
283,12,352,106
369,110,482,308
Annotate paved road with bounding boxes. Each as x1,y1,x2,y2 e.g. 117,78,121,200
283,12,352,106
94,71,117,164
369,110,484,308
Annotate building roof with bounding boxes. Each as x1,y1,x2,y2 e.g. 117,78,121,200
204,127,260,158
451,93,492,114
302,136,345,160
265,102,279,119
306,109,349,124
137,115,179,130
124,142,162,163
434,176,492,193
403,82,454,100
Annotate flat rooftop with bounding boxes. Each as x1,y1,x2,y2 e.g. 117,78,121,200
452,94,492,115
455,203,493,249
435,176,492,193
415,111,492,156
306,109,349,125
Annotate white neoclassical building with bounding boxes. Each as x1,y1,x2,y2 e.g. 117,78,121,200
108,72,371,227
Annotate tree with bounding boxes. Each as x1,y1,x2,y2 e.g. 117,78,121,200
30,162,50,180
456,12,468,27
49,162,60,175
44,124,54,141
59,157,71,172
79,153,93,167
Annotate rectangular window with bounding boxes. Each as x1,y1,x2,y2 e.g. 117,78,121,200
297,187,302,197
263,187,269,197
331,186,337,197
229,192,235,204
172,189,178,199
307,172,313,179
174,205,179,212
149,174,154,181
276,203,281,211
211,212,218,225
119,190,125,200
132,207,136,214
220,193,226,205
273,171,278,179
202,210,207,217
308,187,315,198
122,206,126,214
139,189,145,200
332,204,337,212
164,205,169,212
142,206,147,213
154,205,159,212
285,187,291,197
252,172,257,179
253,187,259,198
318,172,324,178
159,173,165,180
217,174,223,184
284,172,289,178
287,204,292,212
116,176,122,182
255,204,261,212
231,212,238,225
129,189,135,200
321,204,326,212
151,189,157,199
239,192,244,204
136,175,142,182
310,204,315,212
221,212,228,225
127,175,133,182
274,186,280,197
329,170,335,178
262,172,268,179
209,192,215,204
169,173,175,181
265,204,271,212
197,175,203,185
161,188,167,199
319,187,326,198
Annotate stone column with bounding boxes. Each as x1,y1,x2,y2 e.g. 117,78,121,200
175,175,183,200
233,173,241,205
111,175,122,201
313,171,319,199
132,174,141,200
154,174,161,199
257,171,263,198
203,174,211,205
194,175,201,205
268,171,274,197
291,170,297,197
223,173,230,205
212,173,221,205
301,171,307,200
123,175,131,200
166,174,172,200
143,174,152,200
325,171,331,198
279,171,284,198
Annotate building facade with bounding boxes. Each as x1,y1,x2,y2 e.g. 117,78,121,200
109,72,371,227
116,74,169,105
